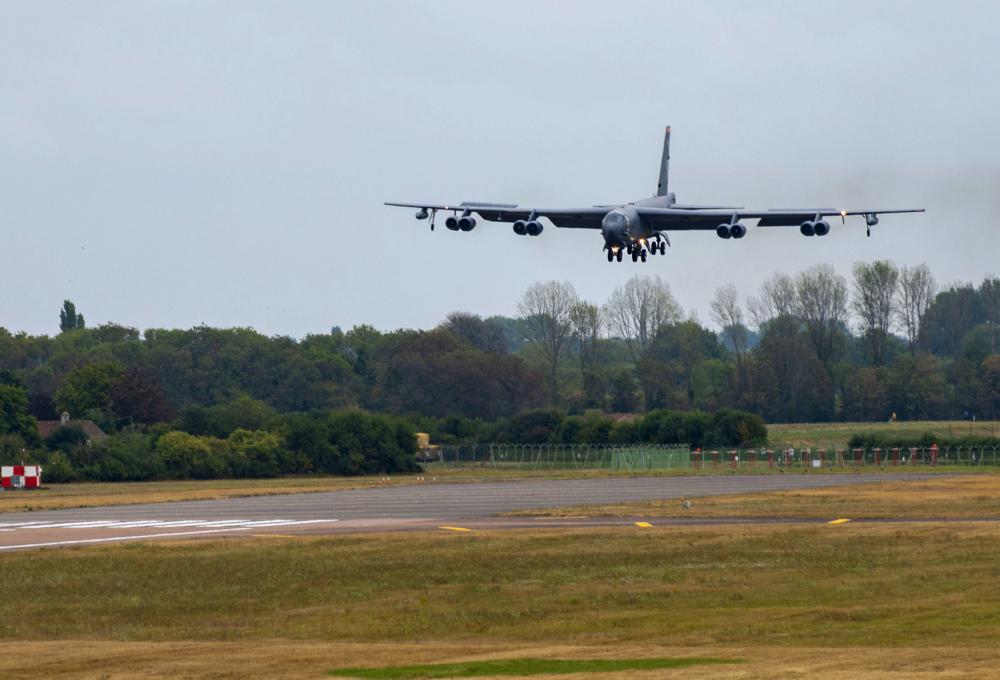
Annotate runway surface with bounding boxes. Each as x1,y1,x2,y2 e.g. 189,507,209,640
0,473,940,550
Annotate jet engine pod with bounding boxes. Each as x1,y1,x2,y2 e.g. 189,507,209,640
458,216,477,231
415,208,429,220
730,223,746,239
526,220,543,236
813,220,830,236
445,216,460,231
716,224,732,239
800,221,816,236
513,220,527,235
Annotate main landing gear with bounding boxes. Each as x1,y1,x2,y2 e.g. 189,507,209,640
606,238,666,263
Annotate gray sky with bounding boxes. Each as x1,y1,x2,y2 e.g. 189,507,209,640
2,1,998,337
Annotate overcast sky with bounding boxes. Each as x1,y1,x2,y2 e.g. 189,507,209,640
2,1,998,337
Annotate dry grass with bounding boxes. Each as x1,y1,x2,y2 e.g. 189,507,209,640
511,473,1000,519
768,420,1000,450
3,641,999,679
3,497,1000,676
5,523,1000,647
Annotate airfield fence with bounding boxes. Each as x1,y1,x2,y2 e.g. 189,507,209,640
426,444,690,471
422,443,1000,471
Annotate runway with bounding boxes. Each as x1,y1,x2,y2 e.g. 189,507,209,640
0,473,940,550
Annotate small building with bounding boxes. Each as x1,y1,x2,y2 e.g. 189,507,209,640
36,412,107,445
1,465,42,489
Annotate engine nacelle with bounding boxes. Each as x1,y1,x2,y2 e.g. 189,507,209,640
800,221,816,237
730,223,746,239
716,224,732,239
458,216,476,231
415,208,429,220
526,220,543,236
813,220,830,236
513,220,527,235
445,216,460,231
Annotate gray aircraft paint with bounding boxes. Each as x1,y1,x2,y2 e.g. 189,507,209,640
387,128,922,262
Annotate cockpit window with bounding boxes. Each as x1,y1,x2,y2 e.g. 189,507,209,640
603,211,626,229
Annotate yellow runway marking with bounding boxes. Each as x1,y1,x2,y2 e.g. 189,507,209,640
828,518,852,525
439,526,473,532
634,521,653,528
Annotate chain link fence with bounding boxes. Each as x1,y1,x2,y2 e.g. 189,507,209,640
420,443,1000,471
423,444,690,471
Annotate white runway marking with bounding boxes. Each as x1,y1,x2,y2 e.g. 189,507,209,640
0,519,337,531
0,519,338,550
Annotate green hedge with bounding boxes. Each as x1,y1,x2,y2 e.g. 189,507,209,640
848,432,1000,449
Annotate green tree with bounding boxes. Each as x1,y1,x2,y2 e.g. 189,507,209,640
980,355,1000,420
0,384,38,442
54,362,123,420
886,355,949,420
919,285,984,357
376,330,543,420
749,316,834,422
841,367,890,421
607,367,640,412
59,300,86,332
155,431,227,479
0,433,26,463
226,429,285,477
110,367,175,425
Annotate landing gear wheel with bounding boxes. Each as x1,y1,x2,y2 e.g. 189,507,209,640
607,250,614,262
631,250,639,262
640,249,647,262
616,250,623,262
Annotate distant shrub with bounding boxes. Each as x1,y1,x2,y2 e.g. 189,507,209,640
847,432,1000,449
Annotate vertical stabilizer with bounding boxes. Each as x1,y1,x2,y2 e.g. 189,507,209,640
656,126,671,197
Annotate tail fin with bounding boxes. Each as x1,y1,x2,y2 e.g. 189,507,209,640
656,126,671,197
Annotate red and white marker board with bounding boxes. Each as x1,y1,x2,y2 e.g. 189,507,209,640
1,465,42,489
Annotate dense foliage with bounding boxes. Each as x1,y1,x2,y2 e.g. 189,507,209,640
0,261,997,481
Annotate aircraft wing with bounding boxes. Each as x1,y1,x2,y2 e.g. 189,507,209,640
386,201,924,231
636,207,925,230
384,201,607,228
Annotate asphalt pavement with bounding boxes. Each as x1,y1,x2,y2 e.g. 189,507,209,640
0,473,940,551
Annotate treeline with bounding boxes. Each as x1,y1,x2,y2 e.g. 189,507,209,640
3,410,419,483
0,261,997,481
415,408,766,448
0,400,764,482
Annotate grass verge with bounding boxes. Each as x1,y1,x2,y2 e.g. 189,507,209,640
5,522,1000,647
768,419,1000,450
328,657,734,678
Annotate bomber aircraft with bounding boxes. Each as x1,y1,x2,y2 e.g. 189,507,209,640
386,128,923,262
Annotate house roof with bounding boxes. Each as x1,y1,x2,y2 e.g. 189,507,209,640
37,419,108,442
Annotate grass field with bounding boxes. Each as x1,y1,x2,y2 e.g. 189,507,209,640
768,420,1000,449
3,474,1000,678
328,657,735,678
